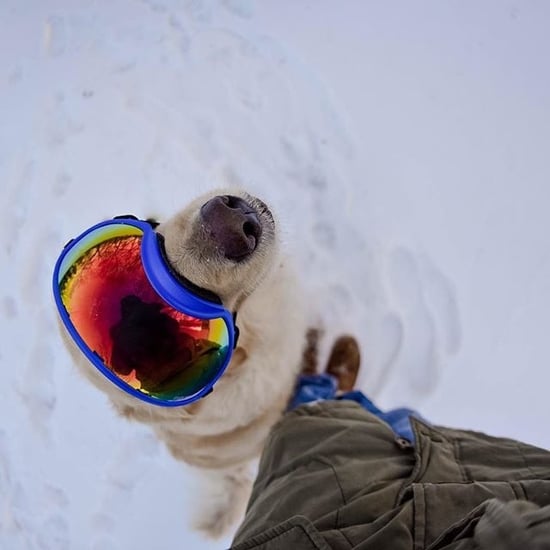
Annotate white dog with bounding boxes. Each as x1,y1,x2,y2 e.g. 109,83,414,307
61,188,308,537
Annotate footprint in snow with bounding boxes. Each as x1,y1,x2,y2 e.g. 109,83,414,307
384,246,461,396
89,433,160,549
367,312,405,397
36,515,70,550
105,432,159,491
1,295,17,319
17,340,57,438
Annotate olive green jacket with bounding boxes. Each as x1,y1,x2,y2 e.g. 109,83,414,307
231,401,550,550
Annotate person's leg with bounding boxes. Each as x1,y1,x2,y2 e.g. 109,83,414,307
287,373,338,409
290,334,426,443
336,390,426,443
379,408,421,443
289,334,362,410
324,335,361,392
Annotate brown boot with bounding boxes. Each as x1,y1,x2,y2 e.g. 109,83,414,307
300,328,322,375
325,335,361,392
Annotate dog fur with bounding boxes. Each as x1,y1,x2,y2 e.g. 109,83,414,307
61,188,308,537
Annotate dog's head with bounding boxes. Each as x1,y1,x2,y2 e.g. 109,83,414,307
62,188,279,412
156,188,278,311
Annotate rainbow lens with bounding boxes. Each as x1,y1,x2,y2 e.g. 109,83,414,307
56,224,230,401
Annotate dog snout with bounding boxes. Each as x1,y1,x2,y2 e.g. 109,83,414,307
200,195,263,261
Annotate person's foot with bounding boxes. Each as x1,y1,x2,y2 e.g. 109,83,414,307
301,328,322,375
324,335,361,392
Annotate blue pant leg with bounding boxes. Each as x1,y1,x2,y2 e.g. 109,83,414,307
336,390,383,415
288,374,338,410
289,376,426,444
338,392,426,444
379,408,422,443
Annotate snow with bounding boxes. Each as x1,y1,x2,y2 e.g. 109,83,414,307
1,1,549,548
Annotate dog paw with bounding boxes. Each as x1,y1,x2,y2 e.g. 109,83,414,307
192,503,242,539
191,466,252,539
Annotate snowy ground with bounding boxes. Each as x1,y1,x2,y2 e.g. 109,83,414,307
1,1,549,549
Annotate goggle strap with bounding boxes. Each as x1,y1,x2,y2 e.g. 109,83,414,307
113,214,159,229
233,312,240,349
154,231,224,306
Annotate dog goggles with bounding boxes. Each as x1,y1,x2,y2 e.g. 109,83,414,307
53,217,237,407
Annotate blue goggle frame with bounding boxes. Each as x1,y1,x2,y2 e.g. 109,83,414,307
52,217,237,407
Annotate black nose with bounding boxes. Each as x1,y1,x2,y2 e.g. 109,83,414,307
200,195,263,261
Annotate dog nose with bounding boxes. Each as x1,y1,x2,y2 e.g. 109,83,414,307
200,195,263,261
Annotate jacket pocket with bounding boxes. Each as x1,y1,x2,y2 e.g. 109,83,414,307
412,481,524,549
